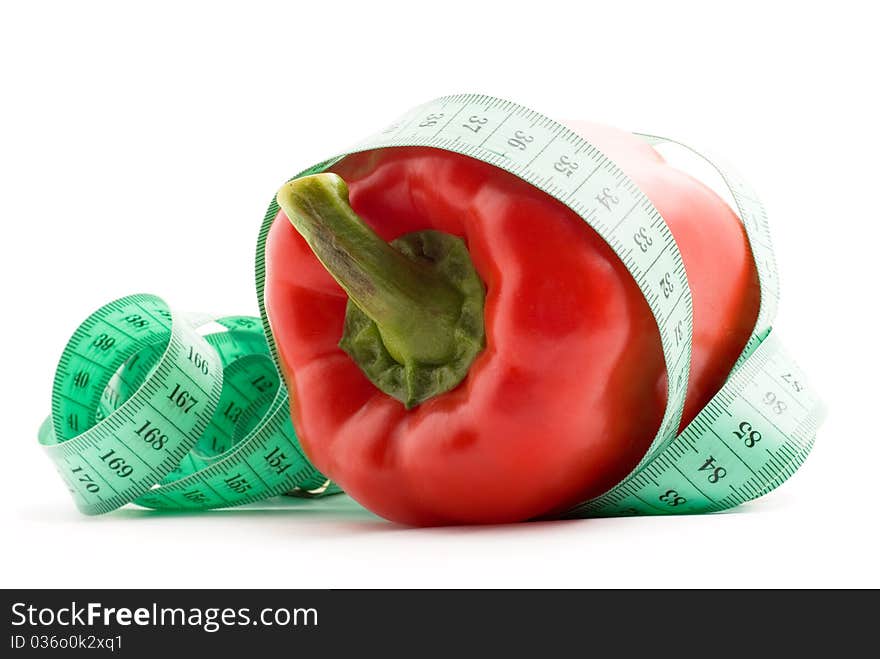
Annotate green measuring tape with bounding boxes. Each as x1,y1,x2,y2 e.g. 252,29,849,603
39,296,330,514
42,93,824,518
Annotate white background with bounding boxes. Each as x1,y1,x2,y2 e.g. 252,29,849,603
1,1,877,588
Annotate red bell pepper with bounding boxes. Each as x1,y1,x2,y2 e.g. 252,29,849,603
264,121,760,525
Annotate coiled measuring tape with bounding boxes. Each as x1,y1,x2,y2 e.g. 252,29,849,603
42,93,824,517
39,296,330,514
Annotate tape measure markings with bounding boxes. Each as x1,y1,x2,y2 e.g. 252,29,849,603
41,294,329,514
571,333,819,516
42,296,220,513
636,132,781,368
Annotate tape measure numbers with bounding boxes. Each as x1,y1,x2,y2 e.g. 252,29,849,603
43,94,824,517
39,294,328,515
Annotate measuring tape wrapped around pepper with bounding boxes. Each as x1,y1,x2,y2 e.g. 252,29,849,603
40,94,824,523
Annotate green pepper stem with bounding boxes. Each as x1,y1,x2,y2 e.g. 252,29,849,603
276,173,464,366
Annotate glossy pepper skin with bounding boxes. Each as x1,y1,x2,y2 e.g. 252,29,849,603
264,122,760,526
